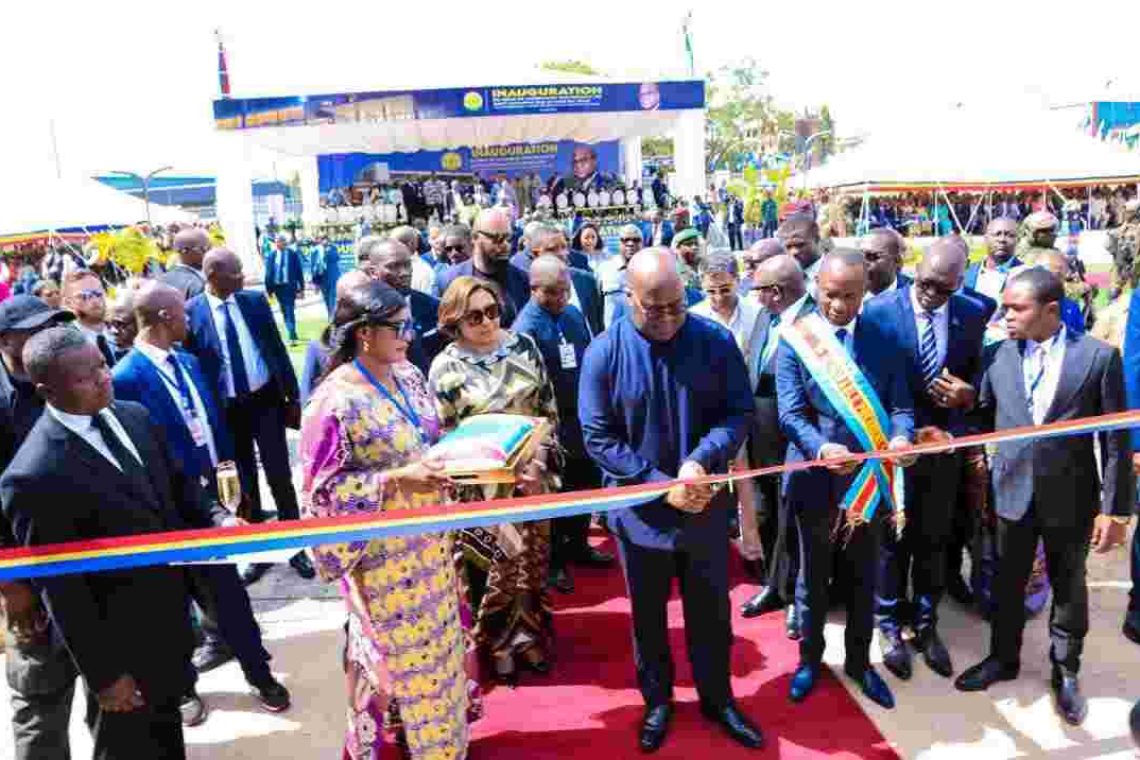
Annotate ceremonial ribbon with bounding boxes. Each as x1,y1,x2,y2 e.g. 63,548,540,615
780,313,896,523
1,410,1138,581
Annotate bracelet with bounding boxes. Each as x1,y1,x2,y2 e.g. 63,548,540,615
1110,515,1133,525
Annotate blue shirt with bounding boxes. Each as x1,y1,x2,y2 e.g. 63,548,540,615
1060,297,1085,336
514,301,591,460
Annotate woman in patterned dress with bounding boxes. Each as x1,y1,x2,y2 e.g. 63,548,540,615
301,280,473,760
429,276,562,686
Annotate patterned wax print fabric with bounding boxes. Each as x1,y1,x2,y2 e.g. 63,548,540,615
301,362,474,760
428,331,561,663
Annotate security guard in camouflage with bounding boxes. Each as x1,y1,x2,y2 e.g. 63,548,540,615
1017,210,1060,262
1107,199,1140,298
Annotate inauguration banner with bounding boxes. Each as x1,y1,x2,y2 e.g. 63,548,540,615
317,140,622,191
213,81,705,131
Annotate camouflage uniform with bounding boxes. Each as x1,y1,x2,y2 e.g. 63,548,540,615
1016,211,1059,262
1107,199,1140,295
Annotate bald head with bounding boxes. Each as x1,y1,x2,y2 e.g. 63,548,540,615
627,247,683,295
474,208,512,234
750,237,786,260
134,282,184,328
757,254,805,292
820,248,868,278
923,238,968,276
173,228,210,269
625,248,686,341
529,255,568,287
1035,250,1069,281
620,223,642,239
336,270,372,300
202,247,243,299
390,226,420,253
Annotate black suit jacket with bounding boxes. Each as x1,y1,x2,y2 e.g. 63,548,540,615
0,401,228,699
435,259,531,328
974,331,1134,526
569,267,605,337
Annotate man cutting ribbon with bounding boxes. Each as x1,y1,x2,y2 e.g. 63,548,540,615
776,249,918,711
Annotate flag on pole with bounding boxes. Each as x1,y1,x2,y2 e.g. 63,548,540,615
681,11,694,77
215,28,231,98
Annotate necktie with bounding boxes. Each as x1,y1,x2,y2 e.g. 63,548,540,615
835,327,849,351
92,411,142,475
919,311,941,389
760,314,781,373
1026,343,1047,418
222,302,251,397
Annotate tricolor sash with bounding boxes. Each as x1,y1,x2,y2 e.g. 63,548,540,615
781,313,897,524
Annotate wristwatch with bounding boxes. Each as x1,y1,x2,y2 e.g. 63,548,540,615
1110,516,1133,525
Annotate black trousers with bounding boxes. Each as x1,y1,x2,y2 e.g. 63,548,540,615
991,505,1091,672
616,536,732,710
875,451,961,634
756,473,799,601
6,628,79,760
227,384,300,524
795,507,880,672
85,692,185,760
187,564,272,684
551,457,602,571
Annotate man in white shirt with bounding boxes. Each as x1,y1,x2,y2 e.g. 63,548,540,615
690,251,763,359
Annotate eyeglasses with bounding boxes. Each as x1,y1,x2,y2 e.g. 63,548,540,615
443,244,468,253
862,252,889,263
620,237,642,244
629,293,686,319
741,258,763,270
916,279,956,298
374,319,416,339
461,303,501,326
703,285,736,298
476,231,511,246
753,282,782,296
78,288,105,302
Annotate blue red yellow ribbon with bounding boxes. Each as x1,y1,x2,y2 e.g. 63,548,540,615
1,410,1138,581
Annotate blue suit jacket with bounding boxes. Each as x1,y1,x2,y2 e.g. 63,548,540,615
963,256,1023,292
778,310,915,509
183,290,300,407
1123,290,1140,451
435,259,530,328
862,286,987,433
568,268,605,337
264,246,305,294
407,289,445,376
638,220,674,248
112,348,234,480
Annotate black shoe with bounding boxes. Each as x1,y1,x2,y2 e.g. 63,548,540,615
1051,665,1087,726
700,703,765,749
740,587,783,618
570,546,614,567
1123,616,1140,645
844,664,895,710
785,604,801,640
289,552,315,580
954,657,1019,692
880,629,912,681
181,689,208,727
548,567,574,594
741,558,766,581
192,641,235,673
914,627,954,678
240,563,273,586
639,703,673,753
789,662,818,702
946,574,975,606
250,676,292,713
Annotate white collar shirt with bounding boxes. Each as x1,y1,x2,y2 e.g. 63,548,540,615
690,294,763,358
1023,325,1067,424
909,285,949,367
48,405,142,472
203,292,270,397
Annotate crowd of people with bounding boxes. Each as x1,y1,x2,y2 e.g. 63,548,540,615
1,196,1139,760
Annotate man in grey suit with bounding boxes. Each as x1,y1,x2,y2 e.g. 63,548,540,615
955,268,1134,726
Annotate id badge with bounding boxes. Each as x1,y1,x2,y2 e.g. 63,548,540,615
559,341,577,370
187,416,207,447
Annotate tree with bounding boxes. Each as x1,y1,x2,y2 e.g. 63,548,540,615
539,60,605,77
704,57,793,173
816,105,836,164
642,136,674,158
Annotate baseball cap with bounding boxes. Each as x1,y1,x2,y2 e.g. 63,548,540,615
0,295,76,334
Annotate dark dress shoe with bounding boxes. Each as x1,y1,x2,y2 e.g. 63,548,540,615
741,558,766,581
845,664,895,710
250,676,291,713
880,629,912,681
914,627,953,677
946,574,975,606
639,703,673,753
241,563,273,586
954,657,1019,692
181,689,208,727
290,552,316,580
1123,616,1140,645
785,604,801,640
571,546,615,567
789,663,819,703
700,703,764,749
192,641,235,673
740,587,783,618
548,567,574,594
1051,665,1088,726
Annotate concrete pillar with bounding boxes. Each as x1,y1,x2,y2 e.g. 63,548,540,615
214,134,260,277
671,109,706,200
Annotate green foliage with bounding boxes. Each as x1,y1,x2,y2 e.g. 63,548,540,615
705,57,794,173
642,136,674,158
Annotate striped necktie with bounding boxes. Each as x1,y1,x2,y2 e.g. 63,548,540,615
760,314,780,371
919,311,941,388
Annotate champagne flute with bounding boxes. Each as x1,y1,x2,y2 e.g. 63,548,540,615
216,461,243,518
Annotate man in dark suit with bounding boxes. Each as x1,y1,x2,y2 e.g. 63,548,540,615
61,269,117,368
963,218,1023,302
862,241,989,682
162,228,209,301
183,248,314,585
639,209,675,249
512,221,590,272
0,297,79,759
739,255,810,639
263,236,305,343
435,208,530,328
515,256,614,594
517,224,605,336
860,229,913,303
0,327,235,760
580,248,763,752
777,249,916,710
955,268,1133,726
360,237,445,376
112,283,291,713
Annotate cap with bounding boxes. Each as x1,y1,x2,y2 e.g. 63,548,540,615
0,295,76,334
672,228,701,248
1025,211,1059,231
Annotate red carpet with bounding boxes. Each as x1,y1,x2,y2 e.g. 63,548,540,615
469,531,900,759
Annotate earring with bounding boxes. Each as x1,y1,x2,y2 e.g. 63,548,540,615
362,341,371,354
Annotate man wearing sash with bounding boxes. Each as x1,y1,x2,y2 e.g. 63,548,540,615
777,249,917,709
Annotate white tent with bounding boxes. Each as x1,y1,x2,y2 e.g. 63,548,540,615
806,106,1140,190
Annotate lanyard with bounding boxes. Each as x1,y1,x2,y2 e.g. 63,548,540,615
160,355,199,419
354,359,421,437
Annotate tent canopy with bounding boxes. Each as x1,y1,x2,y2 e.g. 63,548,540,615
807,106,1140,191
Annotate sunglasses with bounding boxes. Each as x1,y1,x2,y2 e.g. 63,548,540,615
916,279,956,298
374,319,416,339
462,303,501,326
443,244,467,253
620,237,642,244
476,231,511,245
78,288,105,302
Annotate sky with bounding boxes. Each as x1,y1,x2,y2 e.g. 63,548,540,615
5,0,1140,180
